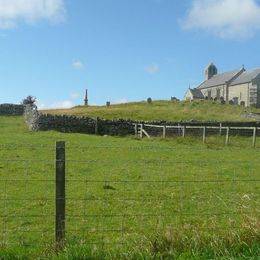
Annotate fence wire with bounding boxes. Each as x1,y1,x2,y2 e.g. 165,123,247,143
0,143,259,253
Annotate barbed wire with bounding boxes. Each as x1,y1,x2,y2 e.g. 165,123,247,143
0,143,259,250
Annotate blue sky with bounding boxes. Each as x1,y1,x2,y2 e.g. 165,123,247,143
1,0,260,108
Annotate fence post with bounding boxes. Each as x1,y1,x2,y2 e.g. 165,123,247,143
134,123,138,137
225,127,230,145
140,124,143,138
182,126,186,138
219,123,222,136
253,127,257,148
163,125,166,139
56,141,66,249
203,127,206,144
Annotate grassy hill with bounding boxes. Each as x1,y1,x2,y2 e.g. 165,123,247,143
41,100,260,121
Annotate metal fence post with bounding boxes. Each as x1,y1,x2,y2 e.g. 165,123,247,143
56,141,65,249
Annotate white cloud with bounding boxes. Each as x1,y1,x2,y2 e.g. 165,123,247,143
72,61,84,70
37,100,74,109
145,63,159,74
111,98,128,105
182,0,260,40
0,0,65,29
70,92,81,100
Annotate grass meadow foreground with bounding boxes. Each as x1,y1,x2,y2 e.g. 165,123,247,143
0,116,259,259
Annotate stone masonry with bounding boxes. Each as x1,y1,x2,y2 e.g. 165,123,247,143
0,103,24,116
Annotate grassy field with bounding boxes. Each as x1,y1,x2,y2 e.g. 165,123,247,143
0,116,259,259
42,100,260,122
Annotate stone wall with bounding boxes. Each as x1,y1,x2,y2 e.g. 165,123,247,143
24,105,135,136
24,105,260,137
0,103,24,116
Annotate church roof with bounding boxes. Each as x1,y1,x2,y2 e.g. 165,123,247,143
197,68,244,89
230,68,260,86
189,88,204,99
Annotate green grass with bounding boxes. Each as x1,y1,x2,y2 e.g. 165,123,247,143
42,100,260,122
0,116,259,259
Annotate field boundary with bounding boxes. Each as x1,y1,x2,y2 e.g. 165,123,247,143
136,123,259,146
23,104,260,138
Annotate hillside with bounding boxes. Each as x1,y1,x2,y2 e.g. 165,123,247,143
41,100,260,122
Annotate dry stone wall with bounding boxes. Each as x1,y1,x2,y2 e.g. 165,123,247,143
0,104,24,116
24,105,260,137
24,105,135,136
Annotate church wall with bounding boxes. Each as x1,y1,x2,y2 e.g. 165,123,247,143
252,75,260,107
257,84,260,107
184,90,193,100
228,83,250,106
200,85,225,100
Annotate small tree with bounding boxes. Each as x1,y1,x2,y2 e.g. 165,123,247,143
22,96,36,106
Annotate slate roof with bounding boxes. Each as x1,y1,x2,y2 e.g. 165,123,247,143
230,68,260,86
189,88,204,99
197,68,244,89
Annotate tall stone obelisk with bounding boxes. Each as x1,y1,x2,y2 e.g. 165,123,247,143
84,89,88,106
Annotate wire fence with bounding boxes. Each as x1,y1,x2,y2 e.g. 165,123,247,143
0,142,259,254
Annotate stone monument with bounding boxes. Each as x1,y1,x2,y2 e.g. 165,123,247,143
84,89,88,106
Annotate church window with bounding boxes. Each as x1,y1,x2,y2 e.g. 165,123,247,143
216,89,220,99
207,90,212,99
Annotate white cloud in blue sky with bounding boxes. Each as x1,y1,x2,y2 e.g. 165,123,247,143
70,92,81,100
72,61,84,70
183,0,260,40
2,1,260,106
145,63,160,74
0,0,65,29
37,99,73,109
111,98,128,105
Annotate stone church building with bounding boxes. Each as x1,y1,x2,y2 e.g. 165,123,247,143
185,63,260,107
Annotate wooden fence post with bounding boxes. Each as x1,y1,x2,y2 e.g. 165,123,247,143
178,123,180,136
253,127,257,148
134,123,138,137
203,127,206,144
56,141,66,249
219,123,222,136
140,124,143,138
225,127,230,145
182,126,186,138
163,125,166,139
